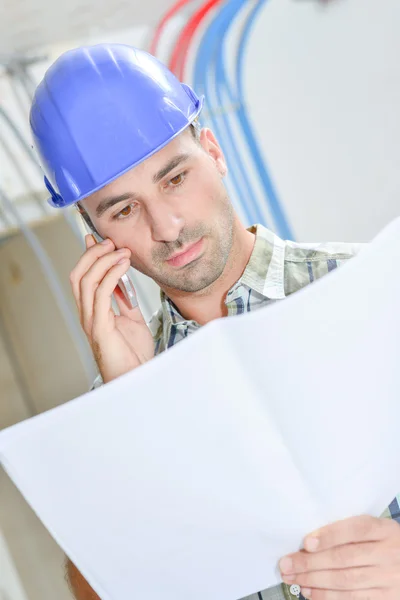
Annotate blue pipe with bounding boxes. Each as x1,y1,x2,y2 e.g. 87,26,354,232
194,1,259,224
214,0,266,225
193,0,294,238
193,1,259,225
235,0,294,238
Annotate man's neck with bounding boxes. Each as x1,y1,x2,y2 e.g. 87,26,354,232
162,222,256,326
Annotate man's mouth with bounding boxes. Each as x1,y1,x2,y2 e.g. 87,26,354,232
166,238,204,268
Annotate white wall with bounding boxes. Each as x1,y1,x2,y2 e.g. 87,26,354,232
245,0,400,241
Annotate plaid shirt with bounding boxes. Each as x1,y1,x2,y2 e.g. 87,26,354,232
149,224,362,354
93,224,400,600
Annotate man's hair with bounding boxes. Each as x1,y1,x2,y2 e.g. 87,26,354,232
189,120,201,142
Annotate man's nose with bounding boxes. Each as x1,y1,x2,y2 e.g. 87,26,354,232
148,202,184,243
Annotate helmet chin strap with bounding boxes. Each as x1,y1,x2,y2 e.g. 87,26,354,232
44,176,64,207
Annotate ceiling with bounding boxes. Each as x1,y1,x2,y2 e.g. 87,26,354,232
0,0,168,60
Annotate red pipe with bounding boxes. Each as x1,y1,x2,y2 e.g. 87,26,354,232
149,0,193,57
169,0,223,79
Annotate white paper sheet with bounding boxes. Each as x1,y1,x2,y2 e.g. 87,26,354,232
1,218,400,600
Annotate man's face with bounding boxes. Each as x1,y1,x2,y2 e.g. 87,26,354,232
81,128,234,294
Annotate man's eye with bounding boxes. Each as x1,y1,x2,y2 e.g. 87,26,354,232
115,204,136,219
168,172,186,187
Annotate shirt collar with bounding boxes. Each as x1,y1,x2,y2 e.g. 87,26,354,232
240,224,286,300
160,291,184,326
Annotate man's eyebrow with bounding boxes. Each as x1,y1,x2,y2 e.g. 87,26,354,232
95,154,190,217
152,153,190,184
95,193,135,218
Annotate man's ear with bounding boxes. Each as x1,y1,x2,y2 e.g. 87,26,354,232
199,128,228,178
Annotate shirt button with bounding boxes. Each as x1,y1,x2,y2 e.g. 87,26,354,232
290,584,301,597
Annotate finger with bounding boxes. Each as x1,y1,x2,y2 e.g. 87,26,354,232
80,250,131,335
92,259,132,337
114,284,142,318
71,240,115,313
280,542,387,576
85,234,96,249
283,566,390,592
69,238,115,315
71,234,95,322
304,517,392,553
301,588,387,600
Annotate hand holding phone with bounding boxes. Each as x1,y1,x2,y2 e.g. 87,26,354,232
89,230,138,310
69,233,155,383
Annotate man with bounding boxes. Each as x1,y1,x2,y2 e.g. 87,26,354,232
31,44,400,600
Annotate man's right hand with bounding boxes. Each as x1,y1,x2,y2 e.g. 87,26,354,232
70,234,154,384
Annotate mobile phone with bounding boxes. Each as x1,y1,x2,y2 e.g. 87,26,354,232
87,228,138,310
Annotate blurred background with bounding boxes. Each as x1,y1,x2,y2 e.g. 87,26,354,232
0,0,399,597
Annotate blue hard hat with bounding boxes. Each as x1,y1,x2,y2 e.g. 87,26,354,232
30,44,204,208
